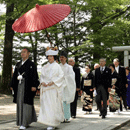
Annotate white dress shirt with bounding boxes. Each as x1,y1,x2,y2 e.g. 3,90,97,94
100,66,105,71
115,66,119,73
22,59,28,65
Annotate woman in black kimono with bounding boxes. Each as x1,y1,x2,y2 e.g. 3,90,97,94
109,64,120,97
81,65,94,113
108,64,120,112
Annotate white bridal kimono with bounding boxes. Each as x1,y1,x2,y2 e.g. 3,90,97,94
38,61,65,127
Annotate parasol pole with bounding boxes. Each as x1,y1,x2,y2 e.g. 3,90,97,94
45,29,52,47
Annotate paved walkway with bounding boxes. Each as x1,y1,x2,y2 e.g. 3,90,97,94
0,94,130,130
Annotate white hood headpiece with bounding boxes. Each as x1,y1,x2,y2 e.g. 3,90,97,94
45,49,58,56
45,47,58,56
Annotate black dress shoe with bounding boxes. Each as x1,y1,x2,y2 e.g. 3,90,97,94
99,113,102,116
102,115,105,119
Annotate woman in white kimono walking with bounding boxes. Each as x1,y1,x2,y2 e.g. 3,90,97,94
38,47,65,130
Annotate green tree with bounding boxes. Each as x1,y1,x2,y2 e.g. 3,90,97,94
1,0,130,94
85,0,130,65
1,2,15,94
0,0,51,94
43,0,130,66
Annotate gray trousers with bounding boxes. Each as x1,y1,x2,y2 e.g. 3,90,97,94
96,85,107,116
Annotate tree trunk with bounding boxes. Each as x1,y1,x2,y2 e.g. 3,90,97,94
29,34,38,70
1,3,15,94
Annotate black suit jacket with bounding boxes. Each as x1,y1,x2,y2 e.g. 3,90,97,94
11,59,40,105
73,66,80,89
72,66,80,101
115,66,127,91
95,66,111,91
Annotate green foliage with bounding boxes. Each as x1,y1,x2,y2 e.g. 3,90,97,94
1,0,130,93
1,0,130,68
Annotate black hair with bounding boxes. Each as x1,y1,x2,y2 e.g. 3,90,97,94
60,51,68,58
125,66,130,71
54,56,57,60
46,55,57,61
108,64,115,69
86,64,91,69
22,47,30,52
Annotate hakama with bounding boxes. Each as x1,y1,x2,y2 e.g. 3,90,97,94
63,101,71,120
17,79,37,127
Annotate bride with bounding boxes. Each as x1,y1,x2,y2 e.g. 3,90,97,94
38,47,65,130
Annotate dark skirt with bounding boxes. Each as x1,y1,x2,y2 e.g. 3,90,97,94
17,79,37,127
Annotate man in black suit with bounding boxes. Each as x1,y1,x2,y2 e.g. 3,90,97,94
113,58,128,111
68,58,80,118
92,63,100,111
95,58,111,119
11,48,39,129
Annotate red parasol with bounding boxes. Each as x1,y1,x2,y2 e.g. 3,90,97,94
12,4,71,33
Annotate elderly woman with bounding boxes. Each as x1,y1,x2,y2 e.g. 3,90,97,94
38,47,65,130
81,65,94,114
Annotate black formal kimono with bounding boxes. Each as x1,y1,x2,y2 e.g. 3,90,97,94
95,66,111,117
81,72,94,112
111,71,120,96
11,59,39,127
109,71,120,112
115,66,128,110
71,66,80,117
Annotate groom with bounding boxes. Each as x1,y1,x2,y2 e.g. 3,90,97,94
11,48,39,129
